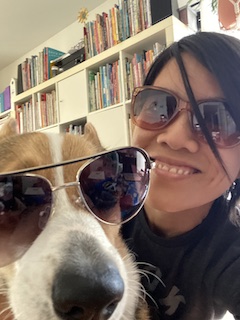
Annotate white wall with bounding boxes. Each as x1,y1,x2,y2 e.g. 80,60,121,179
177,0,188,8
177,0,220,31
0,0,225,93
0,0,116,92
200,0,219,31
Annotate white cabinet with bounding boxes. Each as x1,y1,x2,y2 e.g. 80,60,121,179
87,105,129,149
58,71,87,124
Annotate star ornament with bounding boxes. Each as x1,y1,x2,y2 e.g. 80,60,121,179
78,8,89,24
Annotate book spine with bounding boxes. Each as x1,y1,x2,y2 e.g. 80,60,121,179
0,93,4,113
3,86,11,111
26,57,32,90
89,71,97,112
146,0,152,28
15,105,22,132
17,64,23,94
43,47,48,82
21,60,28,92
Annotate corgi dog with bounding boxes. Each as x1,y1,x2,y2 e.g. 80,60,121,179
0,119,150,320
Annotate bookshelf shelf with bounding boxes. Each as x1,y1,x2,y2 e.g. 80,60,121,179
8,15,190,149
0,110,12,118
12,81,56,103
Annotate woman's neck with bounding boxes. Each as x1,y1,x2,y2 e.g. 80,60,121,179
144,202,214,238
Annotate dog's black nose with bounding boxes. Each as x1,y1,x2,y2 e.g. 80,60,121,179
52,260,124,320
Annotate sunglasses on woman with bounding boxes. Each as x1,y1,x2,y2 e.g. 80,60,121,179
131,86,240,148
0,147,151,267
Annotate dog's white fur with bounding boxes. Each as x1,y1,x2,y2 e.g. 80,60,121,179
0,119,148,320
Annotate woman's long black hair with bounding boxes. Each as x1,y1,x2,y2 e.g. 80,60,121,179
144,32,240,212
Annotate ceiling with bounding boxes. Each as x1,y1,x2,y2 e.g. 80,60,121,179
0,0,106,72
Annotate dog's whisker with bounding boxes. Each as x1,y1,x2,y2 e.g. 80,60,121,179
126,279,148,303
130,286,147,303
126,267,165,289
0,306,13,320
0,305,11,315
138,270,151,284
138,286,158,309
127,277,159,310
0,297,11,308
137,261,157,268
0,291,8,296
121,252,137,262
4,311,13,320
138,269,165,287
126,285,158,308
136,261,166,287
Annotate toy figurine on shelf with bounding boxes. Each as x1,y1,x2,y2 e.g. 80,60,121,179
77,7,89,24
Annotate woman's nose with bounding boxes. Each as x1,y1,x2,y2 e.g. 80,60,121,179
156,109,200,153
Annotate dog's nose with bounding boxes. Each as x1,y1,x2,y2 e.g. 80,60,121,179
52,261,124,320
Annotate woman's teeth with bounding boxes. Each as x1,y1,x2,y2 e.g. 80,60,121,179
156,162,193,175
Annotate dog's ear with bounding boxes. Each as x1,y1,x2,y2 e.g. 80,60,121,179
0,118,18,140
84,122,102,148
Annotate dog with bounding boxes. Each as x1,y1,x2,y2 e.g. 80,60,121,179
0,119,149,320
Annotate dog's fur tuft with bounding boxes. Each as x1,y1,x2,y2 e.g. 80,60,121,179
0,118,18,140
0,119,149,320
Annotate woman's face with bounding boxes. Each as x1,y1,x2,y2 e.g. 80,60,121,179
132,54,240,213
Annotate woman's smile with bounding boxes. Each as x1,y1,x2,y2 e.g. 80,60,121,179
153,159,199,176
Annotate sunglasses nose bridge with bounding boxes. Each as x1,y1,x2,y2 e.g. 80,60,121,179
166,103,195,137
52,181,80,192
177,99,190,112
169,100,192,125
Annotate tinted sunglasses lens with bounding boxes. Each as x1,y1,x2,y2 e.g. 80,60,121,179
132,88,177,129
194,101,240,146
79,148,150,224
0,175,52,267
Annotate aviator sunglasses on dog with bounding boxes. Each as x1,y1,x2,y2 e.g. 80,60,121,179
0,147,151,267
131,86,240,148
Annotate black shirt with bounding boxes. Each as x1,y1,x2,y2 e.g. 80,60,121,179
122,198,240,319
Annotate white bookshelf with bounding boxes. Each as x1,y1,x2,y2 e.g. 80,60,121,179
6,16,190,149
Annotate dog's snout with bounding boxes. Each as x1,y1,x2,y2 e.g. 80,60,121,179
52,261,124,320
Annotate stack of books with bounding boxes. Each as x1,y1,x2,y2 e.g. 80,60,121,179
15,90,57,133
17,47,65,94
84,0,152,59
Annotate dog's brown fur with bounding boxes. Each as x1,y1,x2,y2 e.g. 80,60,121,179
0,119,149,320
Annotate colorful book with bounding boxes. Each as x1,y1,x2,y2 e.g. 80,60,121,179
0,93,4,113
17,64,23,94
43,47,65,81
3,86,11,111
21,60,28,92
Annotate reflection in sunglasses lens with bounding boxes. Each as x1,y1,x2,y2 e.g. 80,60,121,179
0,175,52,267
79,149,149,224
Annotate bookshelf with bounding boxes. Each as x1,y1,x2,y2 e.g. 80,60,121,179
6,15,190,149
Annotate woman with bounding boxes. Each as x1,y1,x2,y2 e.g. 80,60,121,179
123,32,240,319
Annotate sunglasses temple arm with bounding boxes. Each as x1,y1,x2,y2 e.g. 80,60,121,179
0,148,129,176
0,147,155,176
